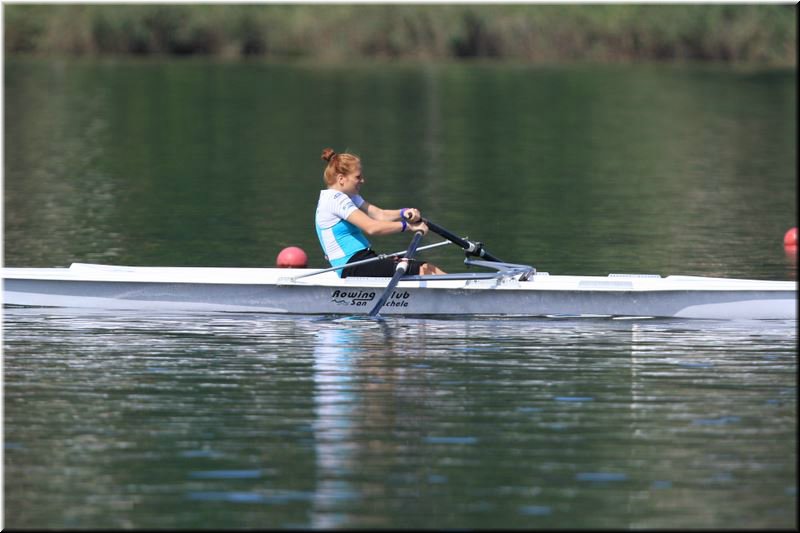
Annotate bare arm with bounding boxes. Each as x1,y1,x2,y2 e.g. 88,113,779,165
360,200,422,222
347,208,427,236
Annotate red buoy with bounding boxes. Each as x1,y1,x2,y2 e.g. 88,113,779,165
276,246,308,268
784,227,797,247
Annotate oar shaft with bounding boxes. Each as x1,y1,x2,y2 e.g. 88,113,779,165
368,231,424,317
290,239,450,281
422,218,503,262
424,220,471,250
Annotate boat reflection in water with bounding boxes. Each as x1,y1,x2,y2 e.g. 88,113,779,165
3,308,795,529
306,315,795,528
311,323,362,528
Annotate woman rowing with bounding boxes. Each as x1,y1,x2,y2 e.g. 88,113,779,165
315,147,446,278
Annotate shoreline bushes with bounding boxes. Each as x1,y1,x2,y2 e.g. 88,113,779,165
4,4,796,65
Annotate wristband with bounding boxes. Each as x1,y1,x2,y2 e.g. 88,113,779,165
400,218,408,232
400,208,408,221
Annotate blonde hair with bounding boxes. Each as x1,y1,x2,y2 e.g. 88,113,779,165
321,147,360,186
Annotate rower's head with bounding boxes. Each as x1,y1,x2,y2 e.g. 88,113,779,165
321,148,363,192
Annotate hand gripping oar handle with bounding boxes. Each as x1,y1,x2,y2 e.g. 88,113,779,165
368,230,424,317
422,219,503,263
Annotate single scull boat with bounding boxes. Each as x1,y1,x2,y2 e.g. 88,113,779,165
2,260,795,319
2,220,796,319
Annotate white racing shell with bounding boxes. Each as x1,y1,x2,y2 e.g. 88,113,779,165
2,262,796,319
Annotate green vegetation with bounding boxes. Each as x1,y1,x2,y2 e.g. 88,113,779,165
4,4,796,65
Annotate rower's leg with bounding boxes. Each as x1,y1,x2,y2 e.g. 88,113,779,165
420,263,447,275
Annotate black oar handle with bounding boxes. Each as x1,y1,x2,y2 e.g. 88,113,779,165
422,218,503,263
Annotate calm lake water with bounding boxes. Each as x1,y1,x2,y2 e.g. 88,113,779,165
3,58,797,528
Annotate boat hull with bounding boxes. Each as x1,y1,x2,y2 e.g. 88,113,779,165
3,264,796,320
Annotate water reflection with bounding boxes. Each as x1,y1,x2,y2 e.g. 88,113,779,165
3,310,796,528
311,322,365,528
4,60,796,280
627,319,797,528
302,315,796,528
4,61,121,266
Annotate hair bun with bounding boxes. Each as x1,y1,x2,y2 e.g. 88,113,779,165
321,148,337,163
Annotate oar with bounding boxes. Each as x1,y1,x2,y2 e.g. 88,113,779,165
422,218,503,262
288,239,451,281
368,230,425,317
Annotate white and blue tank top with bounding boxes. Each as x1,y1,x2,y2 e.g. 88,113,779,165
315,190,371,275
